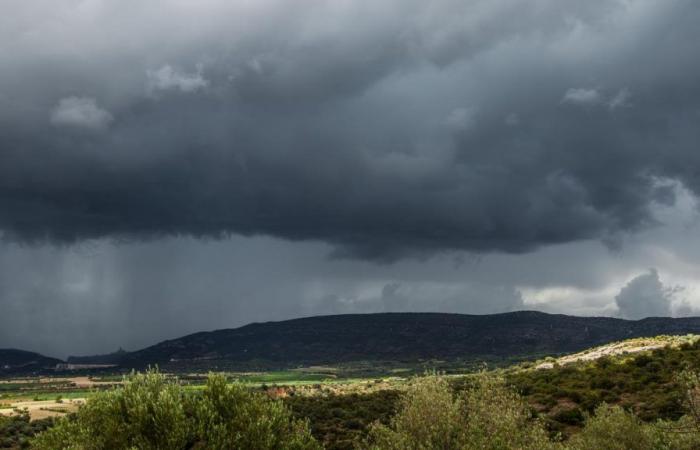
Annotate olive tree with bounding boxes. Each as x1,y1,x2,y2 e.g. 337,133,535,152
32,370,319,450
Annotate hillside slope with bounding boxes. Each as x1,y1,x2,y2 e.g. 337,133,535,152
101,311,700,369
0,349,62,374
505,334,700,435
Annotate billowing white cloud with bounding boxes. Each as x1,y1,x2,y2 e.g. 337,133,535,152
146,64,208,94
615,269,672,319
50,97,113,130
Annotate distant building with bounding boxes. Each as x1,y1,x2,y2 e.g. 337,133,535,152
55,363,117,371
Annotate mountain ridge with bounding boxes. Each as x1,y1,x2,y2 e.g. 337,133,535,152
94,311,700,370
7,311,700,373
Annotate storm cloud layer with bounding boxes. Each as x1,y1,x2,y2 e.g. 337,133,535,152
2,0,700,260
3,0,700,357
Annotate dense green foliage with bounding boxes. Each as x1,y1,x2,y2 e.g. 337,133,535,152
11,337,700,449
565,404,700,450
283,341,700,448
366,372,700,450
0,414,53,449
507,339,700,434
367,373,557,450
31,370,320,450
283,341,700,447
285,390,400,450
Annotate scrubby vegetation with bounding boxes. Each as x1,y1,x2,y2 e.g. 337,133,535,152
506,335,700,434
286,338,700,448
30,370,320,450
366,371,700,450
0,413,53,449
286,390,400,450
367,373,556,450
284,336,700,449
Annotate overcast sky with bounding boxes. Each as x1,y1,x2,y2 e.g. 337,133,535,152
1,0,700,358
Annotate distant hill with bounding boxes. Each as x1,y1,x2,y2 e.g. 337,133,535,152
71,311,700,370
67,348,128,365
0,349,62,374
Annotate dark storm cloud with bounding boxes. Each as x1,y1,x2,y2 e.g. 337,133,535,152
2,0,700,260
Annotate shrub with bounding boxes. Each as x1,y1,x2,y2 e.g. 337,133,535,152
459,374,558,450
367,373,559,450
284,389,401,449
0,413,53,449
677,369,700,431
31,370,320,450
192,374,319,450
567,404,669,450
567,402,700,450
553,407,584,426
32,370,191,450
367,374,465,450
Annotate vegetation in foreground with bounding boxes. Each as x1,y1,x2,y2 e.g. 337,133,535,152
286,390,401,449
284,336,700,447
31,371,320,450
21,368,700,450
367,373,555,450
505,335,700,434
0,414,53,449
366,371,700,450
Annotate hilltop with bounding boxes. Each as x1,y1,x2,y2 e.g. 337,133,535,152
77,311,700,371
7,311,700,374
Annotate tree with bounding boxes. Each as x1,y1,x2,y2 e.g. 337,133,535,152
192,373,319,450
566,405,665,450
367,372,559,450
31,370,320,450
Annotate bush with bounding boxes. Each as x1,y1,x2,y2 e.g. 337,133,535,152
366,372,700,450
31,370,320,450
367,374,465,450
367,373,559,450
284,389,400,449
459,374,558,450
0,413,54,449
192,374,319,449
566,405,665,450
